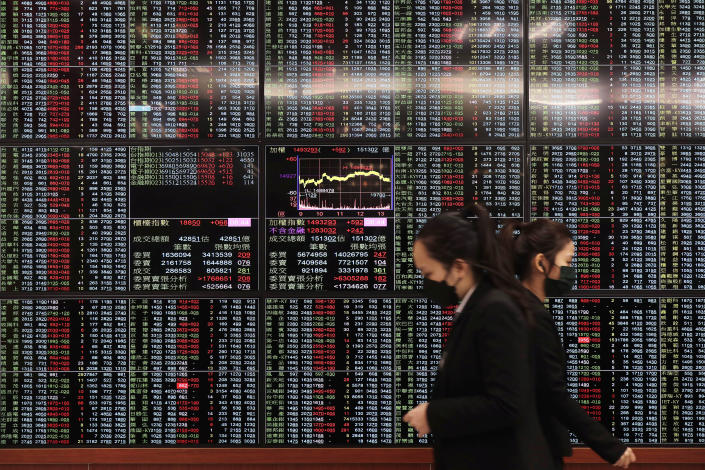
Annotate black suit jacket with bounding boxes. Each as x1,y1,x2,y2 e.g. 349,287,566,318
529,291,627,467
426,280,553,470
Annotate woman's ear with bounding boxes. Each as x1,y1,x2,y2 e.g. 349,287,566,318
449,258,470,283
532,253,547,274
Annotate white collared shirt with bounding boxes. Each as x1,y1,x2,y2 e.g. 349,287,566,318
453,283,477,321
441,283,478,369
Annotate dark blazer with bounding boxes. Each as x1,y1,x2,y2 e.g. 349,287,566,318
528,291,627,468
426,280,553,470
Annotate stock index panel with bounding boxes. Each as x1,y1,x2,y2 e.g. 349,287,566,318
1,0,705,448
265,145,522,291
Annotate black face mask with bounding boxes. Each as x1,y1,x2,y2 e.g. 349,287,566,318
545,265,577,297
423,275,459,307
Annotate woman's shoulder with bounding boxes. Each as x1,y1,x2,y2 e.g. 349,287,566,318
523,292,556,327
470,284,522,319
465,286,528,338
479,286,516,307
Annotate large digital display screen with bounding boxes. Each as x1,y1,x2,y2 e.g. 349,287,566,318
0,0,703,447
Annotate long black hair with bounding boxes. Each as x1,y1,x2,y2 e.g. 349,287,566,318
416,204,532,323
498,218,573,280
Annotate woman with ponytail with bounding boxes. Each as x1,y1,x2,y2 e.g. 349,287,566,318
499,219,636,469
402,204,552,470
